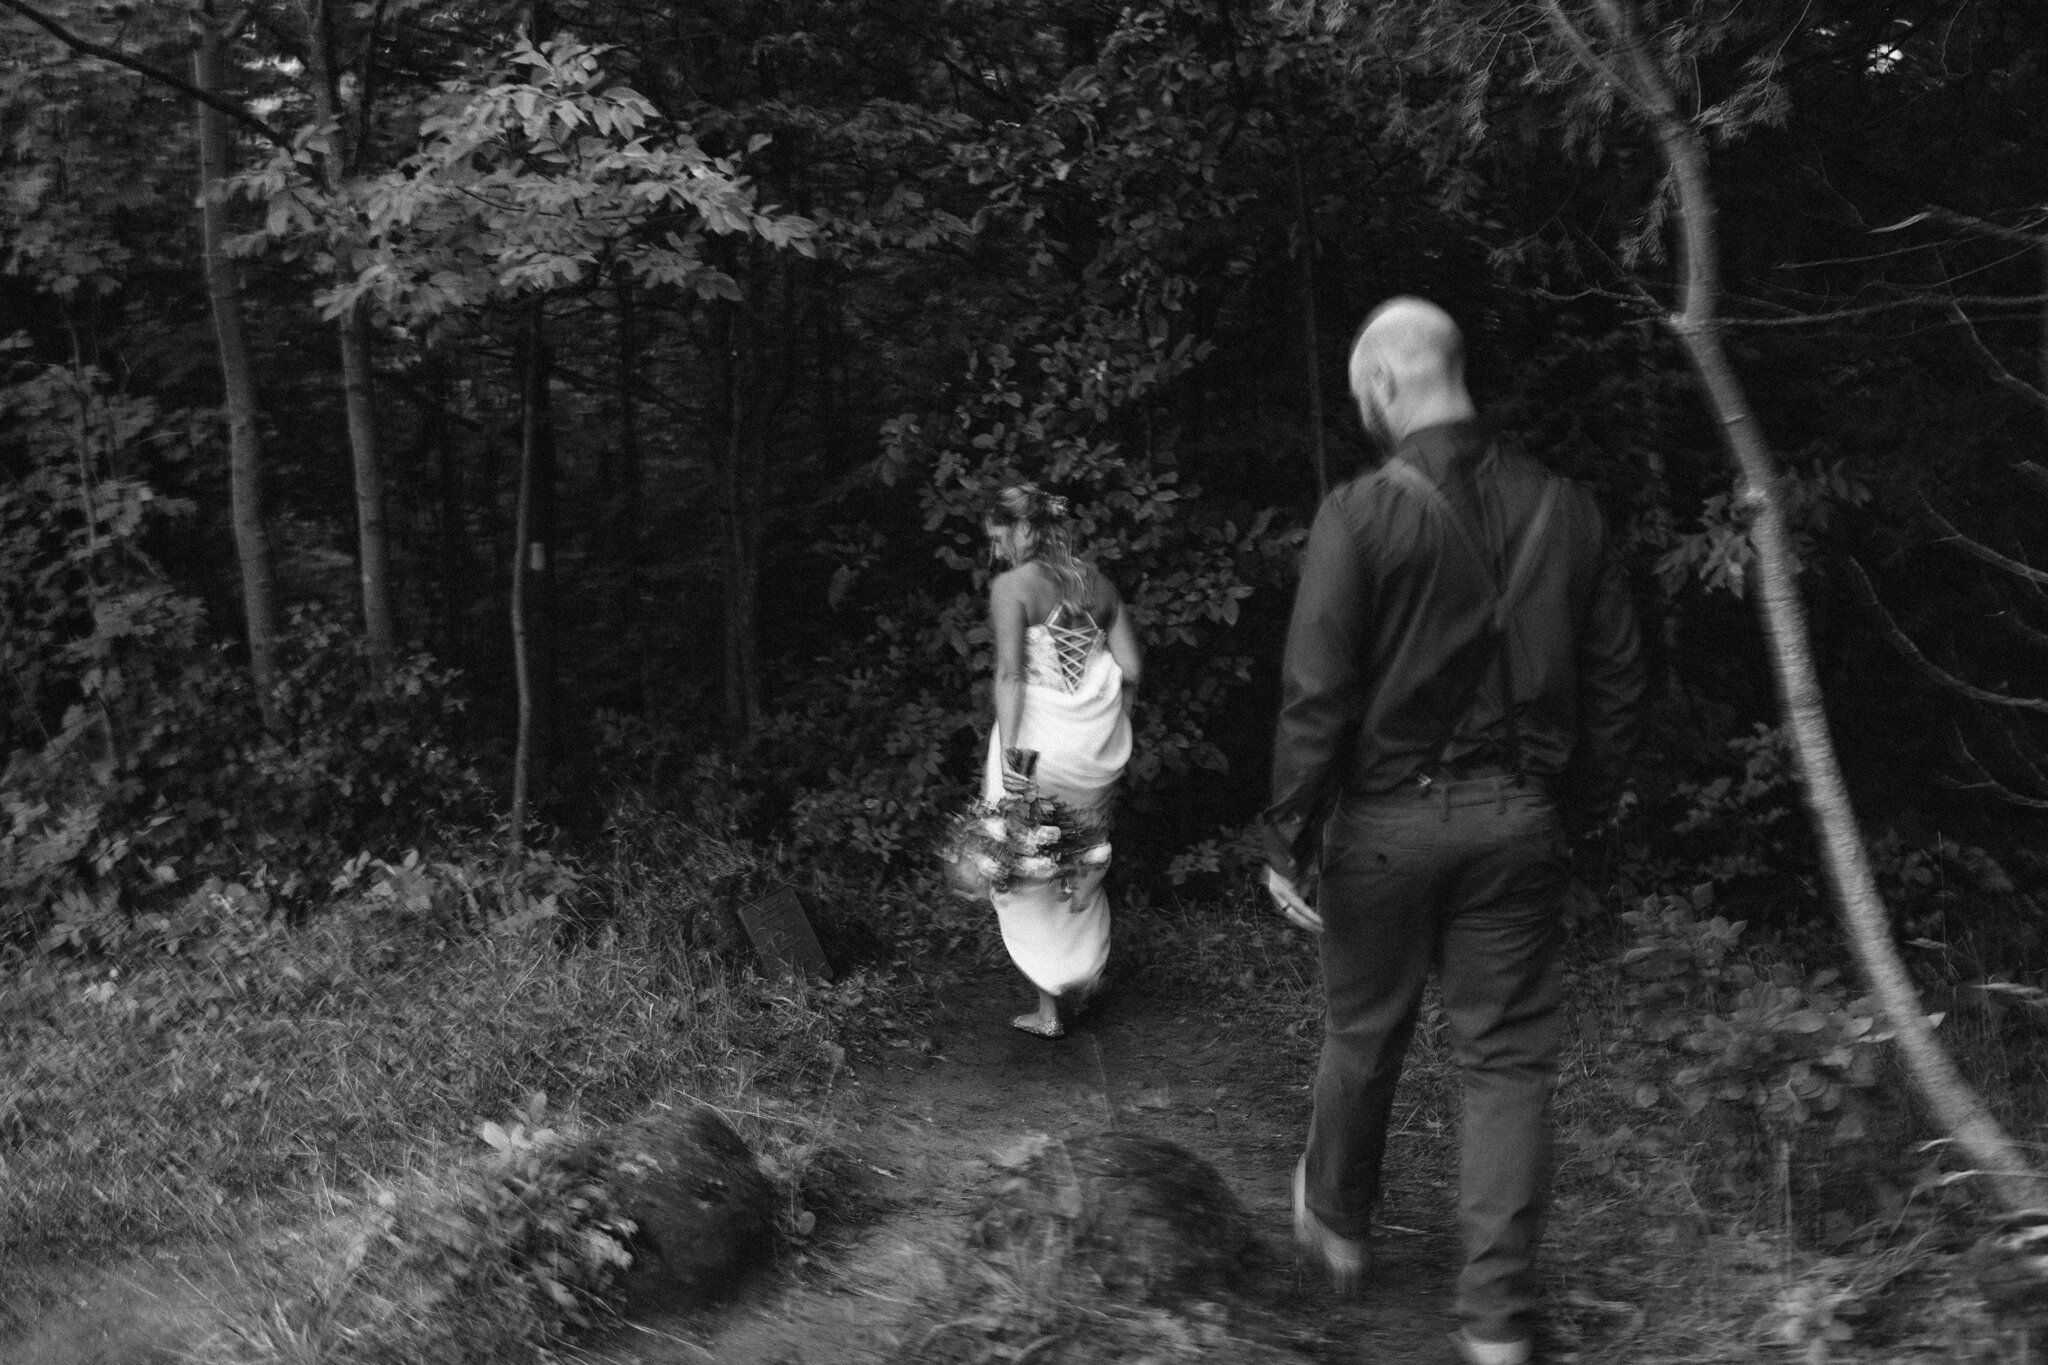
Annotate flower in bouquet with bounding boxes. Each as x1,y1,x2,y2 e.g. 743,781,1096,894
944,790,1109,902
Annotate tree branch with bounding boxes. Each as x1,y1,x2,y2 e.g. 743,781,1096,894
1845,558,2048,714
1947,301,2048,414
1942,727,2048,810
1923,505,2048,587
1992,712,2048,791
1539,0,1645,109
1988,606,2048,654
1876,205,2048,249
0,0,288,147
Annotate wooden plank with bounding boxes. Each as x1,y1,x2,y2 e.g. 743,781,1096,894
738,887,831,982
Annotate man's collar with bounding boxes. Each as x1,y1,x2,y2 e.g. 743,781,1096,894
1390,418,1491,469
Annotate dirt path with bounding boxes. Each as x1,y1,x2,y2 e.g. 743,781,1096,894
588,964,1473,1365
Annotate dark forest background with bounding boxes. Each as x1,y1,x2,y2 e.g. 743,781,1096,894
13,5,2048,1358
6,0,2048,946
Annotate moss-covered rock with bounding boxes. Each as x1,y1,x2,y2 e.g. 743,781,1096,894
970,1131,1255,1300
599,1103,776,1311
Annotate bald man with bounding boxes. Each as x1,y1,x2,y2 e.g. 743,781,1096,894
1263,298,1643,1365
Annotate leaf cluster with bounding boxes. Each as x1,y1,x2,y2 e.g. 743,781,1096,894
1615,885,1900,1141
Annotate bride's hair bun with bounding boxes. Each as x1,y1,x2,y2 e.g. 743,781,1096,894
988,482,1070,527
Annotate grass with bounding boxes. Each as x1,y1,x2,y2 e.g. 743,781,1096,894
7,813,2045,1364
920,861,2048,1365
892,1237,1313,1365
0,816,874,1360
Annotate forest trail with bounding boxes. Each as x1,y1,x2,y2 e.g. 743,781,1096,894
593,963,1470,1365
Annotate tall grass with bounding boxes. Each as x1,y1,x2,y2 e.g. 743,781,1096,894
982,870,2046,1362
0,818,851,1346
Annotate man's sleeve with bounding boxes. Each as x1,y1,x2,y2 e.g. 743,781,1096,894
1568,499,1646,824
1261,493,1371,881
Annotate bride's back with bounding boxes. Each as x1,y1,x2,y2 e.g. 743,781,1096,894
1004,558,1119,631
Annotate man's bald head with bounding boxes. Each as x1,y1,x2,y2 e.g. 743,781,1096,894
1347,296,1475,448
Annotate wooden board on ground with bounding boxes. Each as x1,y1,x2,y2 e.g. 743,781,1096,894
738,887,831,982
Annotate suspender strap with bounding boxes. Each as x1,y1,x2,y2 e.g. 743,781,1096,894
1498,480,1561,627
1382,460,1559,615
1382,454,1562,762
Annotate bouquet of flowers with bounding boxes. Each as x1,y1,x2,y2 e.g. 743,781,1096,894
940,787,1111,904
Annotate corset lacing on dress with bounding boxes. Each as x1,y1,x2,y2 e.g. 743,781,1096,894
1038,601,1101,692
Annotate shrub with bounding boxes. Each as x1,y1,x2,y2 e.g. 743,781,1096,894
214,1096,637,1365
1613,887,1895,1145
2,357,493,942
4,603,492,946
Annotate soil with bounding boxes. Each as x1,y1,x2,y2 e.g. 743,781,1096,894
583,962,1476,1365
2,958,1604,1365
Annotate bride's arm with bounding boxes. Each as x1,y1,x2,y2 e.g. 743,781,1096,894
1105,586,1143,716
990,570,1030,756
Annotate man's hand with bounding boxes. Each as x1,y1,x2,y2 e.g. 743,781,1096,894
1265,866,1324,934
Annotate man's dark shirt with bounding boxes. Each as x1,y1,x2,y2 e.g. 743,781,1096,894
1263,420,1645,881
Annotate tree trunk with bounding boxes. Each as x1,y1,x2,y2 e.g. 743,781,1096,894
613,277,644,709
1575,0,2046,1217
190,0,279,727
304,0,395,672
339,310,394,667
508,309,547,856
1286,111,1329,500
716,299,762,734
428,355,468,673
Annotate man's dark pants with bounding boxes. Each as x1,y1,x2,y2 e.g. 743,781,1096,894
1304,772,1570,1345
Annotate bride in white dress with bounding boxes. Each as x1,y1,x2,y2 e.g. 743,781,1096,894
981,485,1143,1038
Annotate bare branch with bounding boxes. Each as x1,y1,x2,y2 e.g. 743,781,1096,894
1992,711,2048,790
1876,205,2048,248
1845,558,2048,713
1924,505,2048,587
0,0,289,148
1947,301,2048,414
1988,606,2048,654
1998,712,2048,785
1719,291,2048,330
1942,728,2048,809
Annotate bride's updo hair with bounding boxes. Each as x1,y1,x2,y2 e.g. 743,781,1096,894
985,483,1091,604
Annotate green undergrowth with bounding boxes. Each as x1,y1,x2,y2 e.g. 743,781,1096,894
183,1085,853,1365
890,1234,1314,1365
0,812,930,1361
927,859,2045,1364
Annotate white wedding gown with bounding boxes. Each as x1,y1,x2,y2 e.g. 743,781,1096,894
981,612,1131,997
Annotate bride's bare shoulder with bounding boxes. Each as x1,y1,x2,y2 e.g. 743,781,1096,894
991,562,1056,600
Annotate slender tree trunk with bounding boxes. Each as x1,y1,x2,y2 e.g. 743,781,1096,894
819,271,847,469
339,311,394,665
531,363,559,764
508,309,546,856
190,0,279,727
1573,0,2045,1217
1286,112,1329,499
716,298,762,734
428,355,468,673
303,0,395,672
613,278,644,708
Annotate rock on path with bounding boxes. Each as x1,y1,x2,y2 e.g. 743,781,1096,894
589,965,1467,1364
